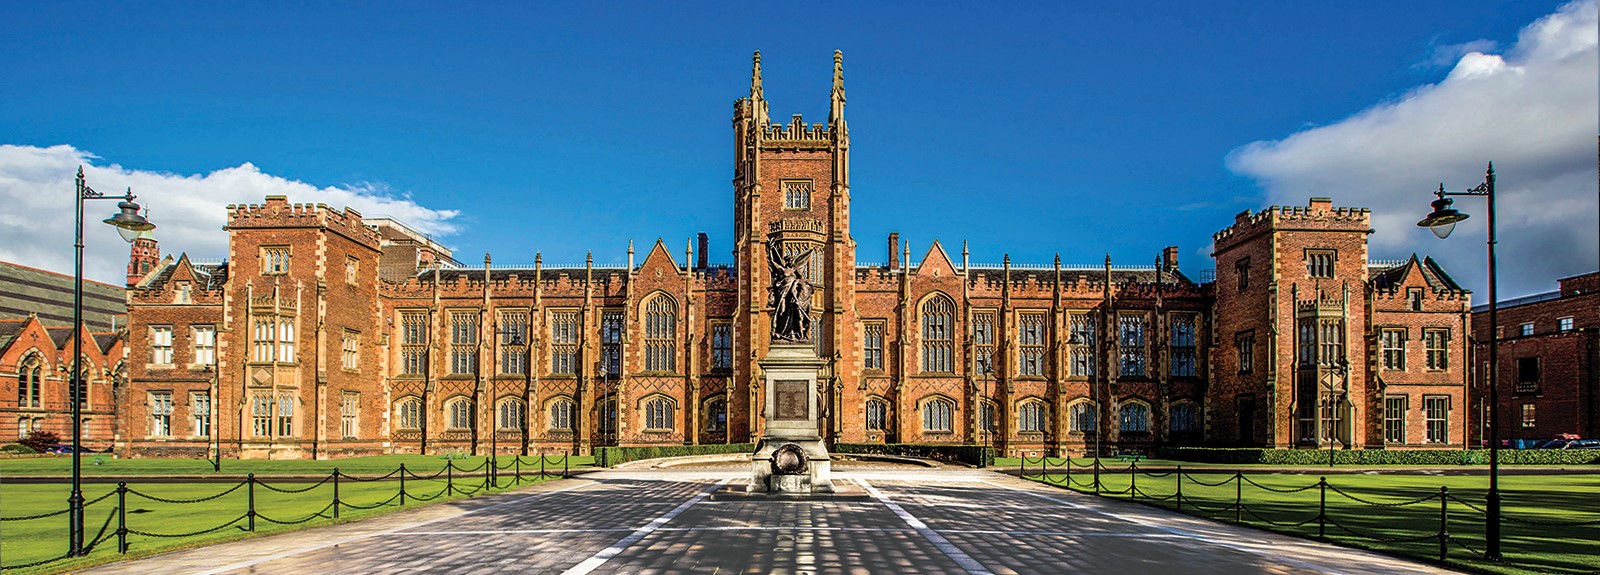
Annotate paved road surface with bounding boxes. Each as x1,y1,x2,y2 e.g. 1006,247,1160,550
82,463,1455,574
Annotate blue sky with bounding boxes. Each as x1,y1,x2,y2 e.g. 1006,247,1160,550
1,1,1594,297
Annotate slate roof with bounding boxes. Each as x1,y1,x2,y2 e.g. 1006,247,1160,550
144,259,229,290
1369,255,1466,293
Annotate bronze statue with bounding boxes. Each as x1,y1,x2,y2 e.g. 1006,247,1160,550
768,243,815,342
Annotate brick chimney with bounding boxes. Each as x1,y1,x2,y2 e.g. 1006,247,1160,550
1162,246,1179,271
697,233,709,270
888,233,899,270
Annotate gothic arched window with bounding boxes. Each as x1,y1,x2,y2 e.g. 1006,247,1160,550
921,295,954,373
644,295,677,372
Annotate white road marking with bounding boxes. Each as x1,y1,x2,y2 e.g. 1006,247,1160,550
559,479,730,575
193,479,600,575
857,478,995,575
389,526,1188,537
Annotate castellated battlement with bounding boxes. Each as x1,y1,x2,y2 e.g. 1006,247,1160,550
762,114,833,143
226,195,381,246
1213,197,1372,247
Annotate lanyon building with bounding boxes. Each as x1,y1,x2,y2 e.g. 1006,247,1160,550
117,52,1472,459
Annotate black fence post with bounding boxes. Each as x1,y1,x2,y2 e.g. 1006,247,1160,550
447,460,455,496
1130,460,1139,499
116,482,127,554
1439,486,1449,562
247,474,257,532
399,464,408,505
540,454,546,478
1065,456,1072,487
332,469,341,520
1318,477,1327,540
563,452,569,478
1175,466,1183,511
1234,472,1243,524
1093,459,1101,495
515,456,522,484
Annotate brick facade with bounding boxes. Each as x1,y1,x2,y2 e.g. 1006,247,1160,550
1,315,123,447
114,52,1471,459
1471,272,1599,443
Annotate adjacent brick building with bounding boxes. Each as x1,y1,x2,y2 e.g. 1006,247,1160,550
1471,272,1599,443
1,314,124,447
117,52,1471,459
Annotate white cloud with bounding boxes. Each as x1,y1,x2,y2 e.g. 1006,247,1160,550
0,144,460,285
1228,0,1599,298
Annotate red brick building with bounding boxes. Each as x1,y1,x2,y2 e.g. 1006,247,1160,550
1,315,124,448
1471,272,1599,443
118,52,1470,459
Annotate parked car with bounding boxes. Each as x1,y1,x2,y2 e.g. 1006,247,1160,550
1561,439,1600,449
45,444,96,454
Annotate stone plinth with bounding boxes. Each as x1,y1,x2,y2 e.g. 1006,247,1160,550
749,343,833,493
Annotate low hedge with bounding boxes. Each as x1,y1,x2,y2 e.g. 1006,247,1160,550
596,443,755,467
834,443,995,467
1155,447,1600,466
1,443,38,454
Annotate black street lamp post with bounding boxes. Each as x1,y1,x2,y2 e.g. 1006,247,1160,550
71,167,155,556
1417,163,1500,560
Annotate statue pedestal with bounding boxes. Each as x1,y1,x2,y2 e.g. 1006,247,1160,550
749,343,833,494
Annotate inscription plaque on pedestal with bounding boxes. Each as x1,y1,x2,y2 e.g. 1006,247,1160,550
773,379,808,421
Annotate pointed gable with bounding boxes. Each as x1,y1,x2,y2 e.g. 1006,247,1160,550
637,239,683,279
914,240,958,279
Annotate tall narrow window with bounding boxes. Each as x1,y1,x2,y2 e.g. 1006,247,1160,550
447,397,473,430
783,180,812,210
1119,402,1150,433
261,246,291,275
865,398,888,431
1520,403,1536,429
450,311,478,375
601,310,623,376
812,314,826,357
277,318,296,363
1018,313,1046,376
396,397,422,430
193,326,216,366
1407,288,1424,311
151,326,174,365
1118,314,1146,377
1170,314,1196,377
345,256,359,285
72,368,88,409
342,330,359,370
341,392,359,439
921,296,954,373
1237,332,1255,374
704,396,728,434
1424,329,1448,370
645,296,677,372
1068,401,1097,433
1516,357,1540,394
711,323,733,370
1070,315,1096,376
922,398,953,432
276,393,294,436
1169,402,1199,433
1306,250,1335,278
1297,321,1317,367
401,312,428,375
254,319,275,362
191,391,211,438
499,311,528,375
18,359,41,408
150,391,173,436
548,398,575,431
549,310,578,375
497,398,525,431
175,282,192,304
1017,401,1045,433
1384,396,1407,444
863,321,885,371
1381,328,1406,371
972,311,995,375
644,397,675,430
1424,396,1449,444
1236,258,1250,291
1319,320,1344,365
978,400,997,435
251,394,272,437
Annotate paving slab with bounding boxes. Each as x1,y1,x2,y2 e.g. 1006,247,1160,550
79,464,1458,575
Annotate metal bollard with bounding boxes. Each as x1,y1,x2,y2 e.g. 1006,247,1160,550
332,469,341,520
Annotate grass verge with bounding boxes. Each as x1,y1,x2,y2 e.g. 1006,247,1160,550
1021,461,1600,575
1,456,582,574
0,453,594,476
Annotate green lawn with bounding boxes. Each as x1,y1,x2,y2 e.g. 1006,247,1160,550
0,453,593,476
1022,460,1600,575
0,456,585,575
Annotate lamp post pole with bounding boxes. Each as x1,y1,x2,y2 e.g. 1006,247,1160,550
1417,163,1500,560
70,167,154,556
